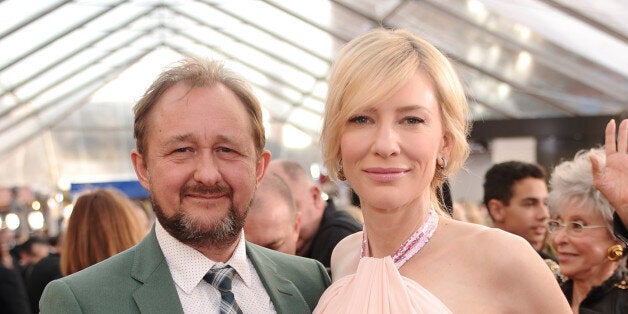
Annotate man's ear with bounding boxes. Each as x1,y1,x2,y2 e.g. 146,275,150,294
293,211,302,235
131,149,150,191
487,199,506,223
310,185,325,210
255,150,272,185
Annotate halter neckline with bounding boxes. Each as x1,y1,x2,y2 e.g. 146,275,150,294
361,206,439,268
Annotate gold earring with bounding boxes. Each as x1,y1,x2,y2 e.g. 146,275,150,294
608,244,624,261
440,156,448,169
436,156,447,180
337,159,346,181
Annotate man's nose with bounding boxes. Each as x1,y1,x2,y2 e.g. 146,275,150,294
193,151,222,186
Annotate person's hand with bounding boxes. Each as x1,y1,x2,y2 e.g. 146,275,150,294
591,119,628,224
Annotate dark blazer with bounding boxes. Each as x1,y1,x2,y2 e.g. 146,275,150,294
306,200,362,268
27,253,61,313
562,271,628,314
0,264,31,314
39,227,330,314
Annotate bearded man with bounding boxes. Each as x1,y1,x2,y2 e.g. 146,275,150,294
40,58,330,314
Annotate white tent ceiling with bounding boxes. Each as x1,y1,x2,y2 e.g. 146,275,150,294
0,0,627,191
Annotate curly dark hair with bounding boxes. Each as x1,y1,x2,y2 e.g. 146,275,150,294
483,161,546,208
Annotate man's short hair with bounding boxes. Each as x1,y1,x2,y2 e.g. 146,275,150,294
483,161,546,207
133,57,265,157
252,173,298,221
272,159,309,183
20,236,48,255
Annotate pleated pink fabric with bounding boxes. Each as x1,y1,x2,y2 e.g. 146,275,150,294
314,256,452,314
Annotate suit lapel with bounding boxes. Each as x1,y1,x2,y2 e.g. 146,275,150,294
130,227,184,314
246,243,311,313
124,230,312,313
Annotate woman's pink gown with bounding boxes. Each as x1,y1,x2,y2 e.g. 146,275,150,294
314,208,452,314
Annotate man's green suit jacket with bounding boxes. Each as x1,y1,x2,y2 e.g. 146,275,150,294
39,227,331,313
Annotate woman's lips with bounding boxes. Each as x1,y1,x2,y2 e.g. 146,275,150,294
363,167,408,182
556,252,577,264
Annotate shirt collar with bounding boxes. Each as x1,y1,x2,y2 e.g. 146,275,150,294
155,220,252,294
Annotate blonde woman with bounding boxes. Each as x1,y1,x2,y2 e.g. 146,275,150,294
314,28,570,313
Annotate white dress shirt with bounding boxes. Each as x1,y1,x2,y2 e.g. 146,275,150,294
155,221,276,314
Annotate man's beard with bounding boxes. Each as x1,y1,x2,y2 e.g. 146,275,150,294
152,183,248,248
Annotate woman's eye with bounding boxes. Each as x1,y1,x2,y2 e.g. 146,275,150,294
348,115,369,124
571,222,584,231
405,116,424,124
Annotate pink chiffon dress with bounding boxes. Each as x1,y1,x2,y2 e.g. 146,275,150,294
314,208,452,314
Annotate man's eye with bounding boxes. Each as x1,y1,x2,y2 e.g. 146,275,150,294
173,147,191,153
218,147,234,153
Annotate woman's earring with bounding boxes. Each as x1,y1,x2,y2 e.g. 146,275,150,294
608,244,624,261
437,156,447,179
337,159,346,181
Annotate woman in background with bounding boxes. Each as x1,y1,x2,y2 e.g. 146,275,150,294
548,119,628,313
61,188,145,275
314,28,570,313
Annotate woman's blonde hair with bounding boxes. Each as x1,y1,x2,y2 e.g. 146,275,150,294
320,28,470,212
60,188,145,275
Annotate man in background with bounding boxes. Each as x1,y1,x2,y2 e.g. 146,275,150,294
0,227,31,313
27,235,62,313
483,160,555,261
16,236,49,283
245,173,300,255
268,159,362,268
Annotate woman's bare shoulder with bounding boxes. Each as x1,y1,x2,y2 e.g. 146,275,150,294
329,231,362,281
430,220,570,312
443,219,533,253
434,219,549,278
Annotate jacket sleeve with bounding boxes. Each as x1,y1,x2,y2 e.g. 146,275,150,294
39,279,83,314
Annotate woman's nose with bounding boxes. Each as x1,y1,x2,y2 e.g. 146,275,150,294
371,124,400,157
550,225,568,245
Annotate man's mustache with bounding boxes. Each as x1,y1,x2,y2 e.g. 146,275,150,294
181,183,232,197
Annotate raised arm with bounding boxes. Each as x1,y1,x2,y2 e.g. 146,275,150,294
591,119,628,242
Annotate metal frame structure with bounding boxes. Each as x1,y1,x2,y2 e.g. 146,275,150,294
0,0,626,188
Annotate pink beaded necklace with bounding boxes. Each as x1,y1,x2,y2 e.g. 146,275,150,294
361,206,439,269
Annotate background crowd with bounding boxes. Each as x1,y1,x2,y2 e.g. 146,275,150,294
0,27,626,313
2,124,626,313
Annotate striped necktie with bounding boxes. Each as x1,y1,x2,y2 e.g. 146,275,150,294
203,265,243,314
